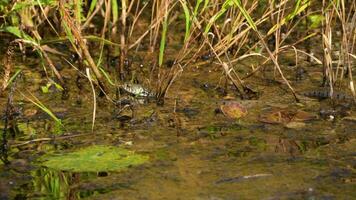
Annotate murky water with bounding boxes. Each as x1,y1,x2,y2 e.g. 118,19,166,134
0,51,355,200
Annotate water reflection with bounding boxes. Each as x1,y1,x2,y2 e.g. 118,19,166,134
31,168,107,200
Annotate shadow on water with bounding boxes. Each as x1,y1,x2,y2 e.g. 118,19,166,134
29,168,117,199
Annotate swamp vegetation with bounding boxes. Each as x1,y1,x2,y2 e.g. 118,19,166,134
0,0,355,199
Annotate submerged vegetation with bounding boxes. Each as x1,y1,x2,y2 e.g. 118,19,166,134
41,145,149,172
0,0,355,199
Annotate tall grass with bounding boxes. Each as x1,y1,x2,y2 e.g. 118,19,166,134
0,0,355,106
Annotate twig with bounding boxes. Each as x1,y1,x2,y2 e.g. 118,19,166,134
10,133,88,148
86,68,97,133
255,31,299,102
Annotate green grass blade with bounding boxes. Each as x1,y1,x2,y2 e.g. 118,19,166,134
204,0,233,34
159,12,169,67
179,0,191,42
7,69,22,86
232,0,257,31
99,67,115,86
20,92,62,129
60,19,75,46
201,0,209,14
87,0,98,17
111,0,118,24
204,8,227,34
193,0,203,17
267,0,310,35
0,26,36,42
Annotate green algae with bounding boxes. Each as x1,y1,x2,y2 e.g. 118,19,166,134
41,145,148,172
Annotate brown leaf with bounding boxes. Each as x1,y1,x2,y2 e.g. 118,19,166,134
220,101,248,119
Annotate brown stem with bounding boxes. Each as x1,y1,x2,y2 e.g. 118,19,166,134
59,0,108,92
119,0,128,80
255,31,299,102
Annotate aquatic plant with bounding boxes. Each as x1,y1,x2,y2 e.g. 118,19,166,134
40,145,149,172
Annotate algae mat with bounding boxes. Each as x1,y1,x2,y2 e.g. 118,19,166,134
41,145,149,172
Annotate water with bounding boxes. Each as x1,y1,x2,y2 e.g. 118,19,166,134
0,52,355,200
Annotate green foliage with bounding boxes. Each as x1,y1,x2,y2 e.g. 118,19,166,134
205,0,256,34
193,0,209,16
59,13,76,48
7,69,22,87
0,26,36,42
204,0,232,34
17,122,37,136
0,0,9,12
111,0,118,24
99,67,116,86
232,0,257,31
308,14,324,28
0,0,56,16
32,168,70,199
41,84,51,94
12,0,56,11
21,92,63,130
87,0,98,16
40,80,64,94
179,0,190,42
267,0,311,35
159,11,169,67
41,145,149,172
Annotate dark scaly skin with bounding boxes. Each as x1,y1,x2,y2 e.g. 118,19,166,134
119,83,154,97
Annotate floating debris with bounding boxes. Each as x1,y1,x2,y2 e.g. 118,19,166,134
215,173,272,184
220,101,248,120
285,122,306,129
